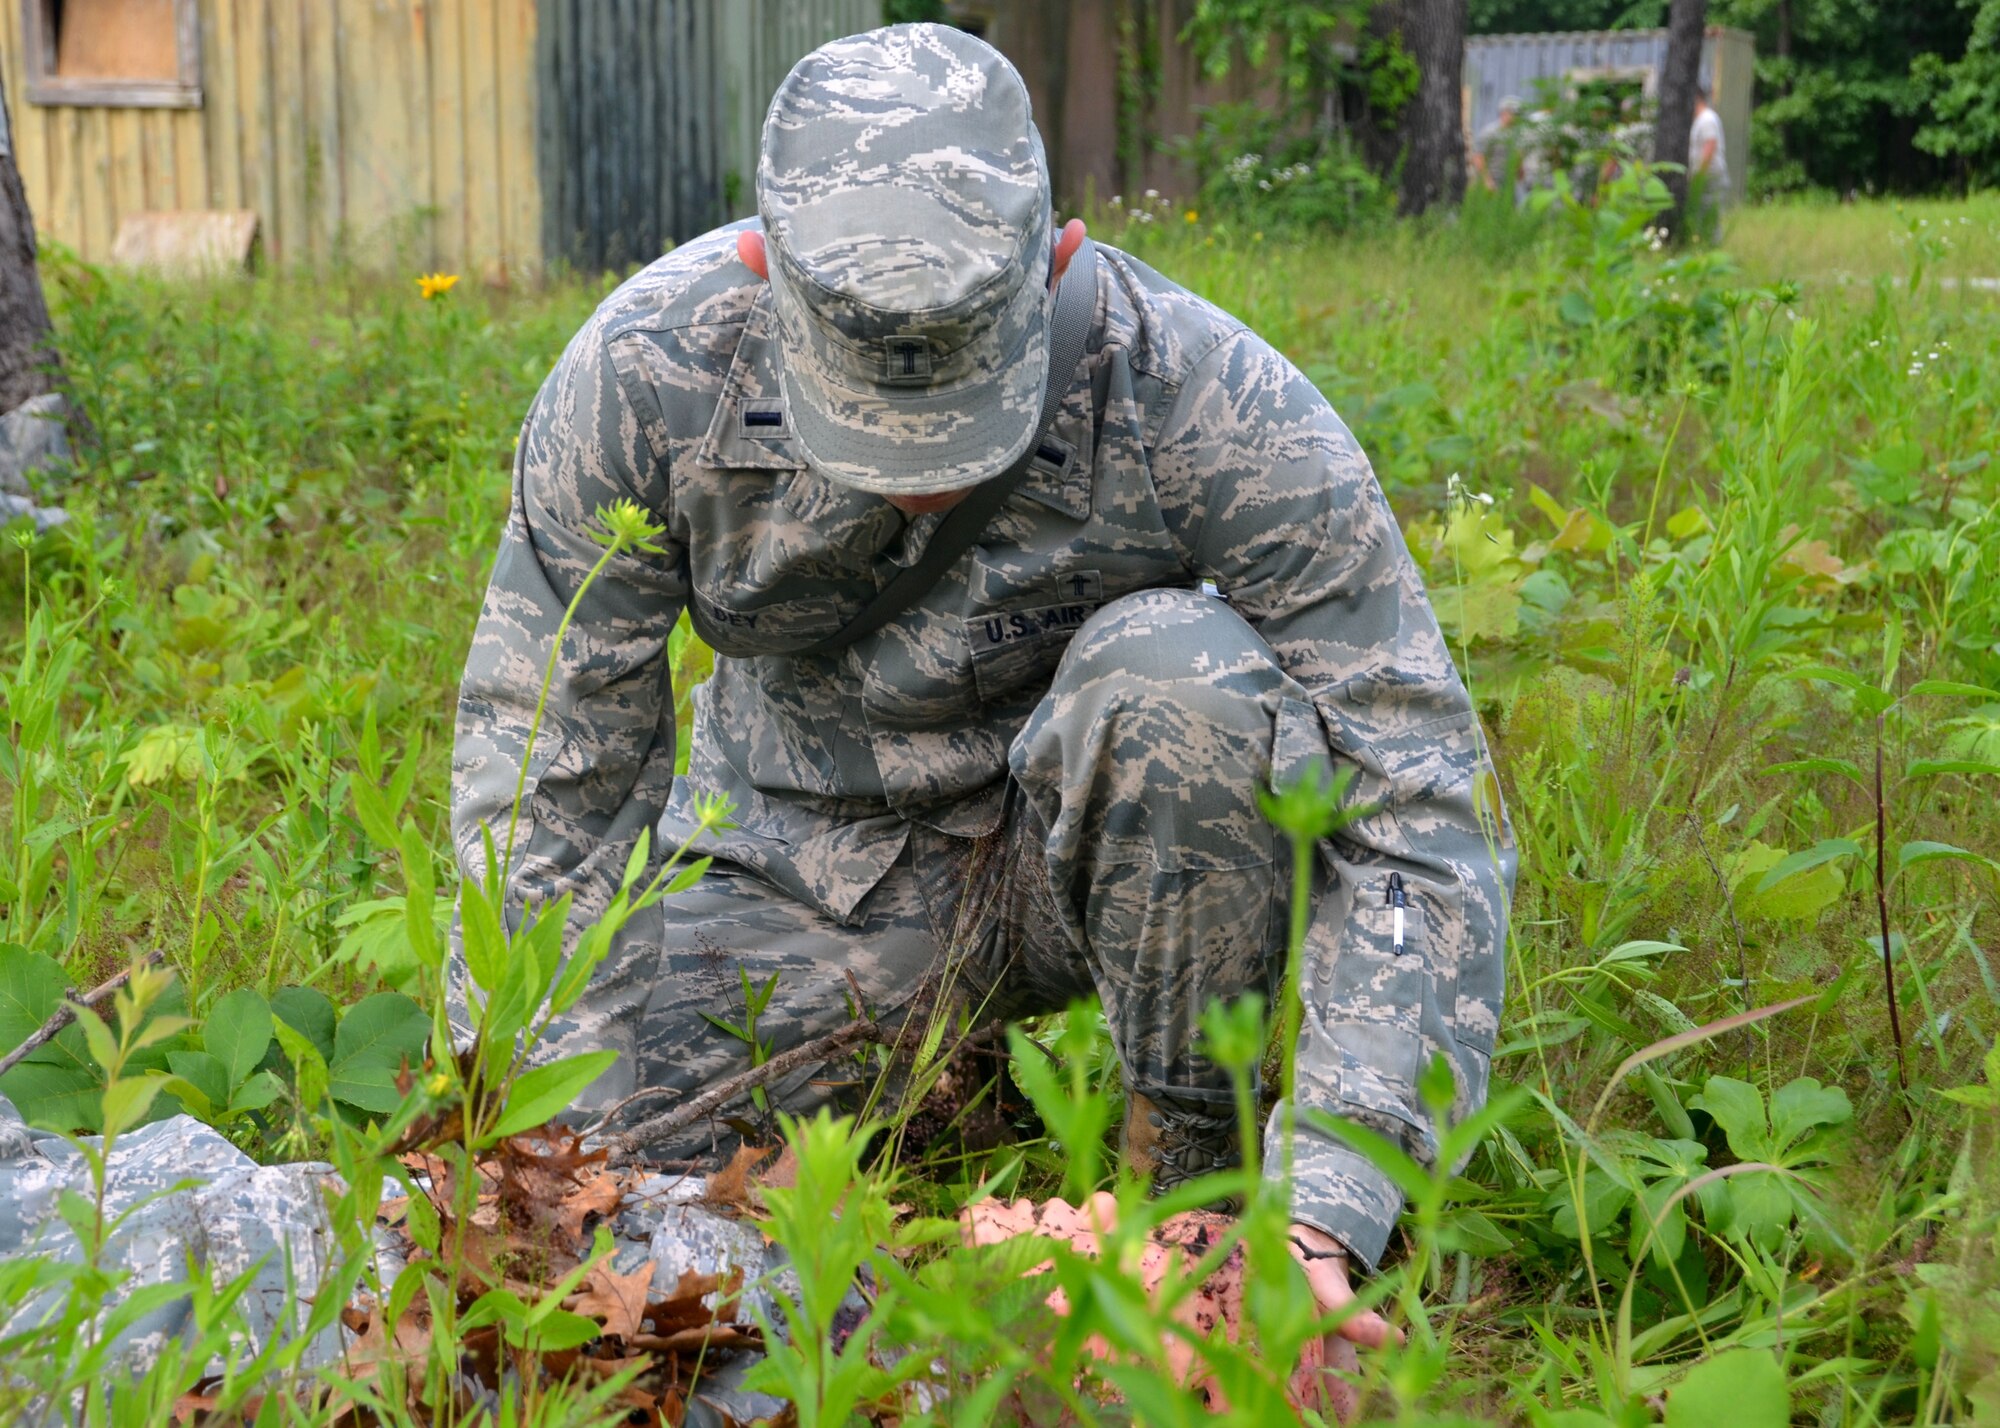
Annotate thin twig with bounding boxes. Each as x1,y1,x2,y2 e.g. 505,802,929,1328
1873,713,1910,1099
604,1018,887,1163
577,1083,686,1140
0,950,165,1079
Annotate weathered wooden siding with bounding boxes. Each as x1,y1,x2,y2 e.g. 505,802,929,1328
951,0,1276,211
536,0,877,275
0,0,543,276
716,0,876,213
537,0,717,273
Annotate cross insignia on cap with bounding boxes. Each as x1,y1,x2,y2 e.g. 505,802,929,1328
882,337,935,385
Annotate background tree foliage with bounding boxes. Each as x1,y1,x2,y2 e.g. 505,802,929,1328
1915,0,2000,184
1469,0,1998,196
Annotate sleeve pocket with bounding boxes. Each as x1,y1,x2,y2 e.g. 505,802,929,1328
1338,1046,1425,1134
1319,901,1425,1138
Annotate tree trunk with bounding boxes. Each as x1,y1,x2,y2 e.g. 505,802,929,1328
1386,0,1468,217
0,70,59,417
1036,0,1071,206
1651,0,1708,238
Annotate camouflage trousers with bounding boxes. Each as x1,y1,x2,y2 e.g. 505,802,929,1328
546,590,1322,1155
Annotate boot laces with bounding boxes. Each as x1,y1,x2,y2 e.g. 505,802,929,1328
1145,1097,1240,1189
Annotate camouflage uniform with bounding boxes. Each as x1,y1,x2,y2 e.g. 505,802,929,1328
452,23,1512,1272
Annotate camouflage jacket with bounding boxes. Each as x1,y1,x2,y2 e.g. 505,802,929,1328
453,223,1514,1253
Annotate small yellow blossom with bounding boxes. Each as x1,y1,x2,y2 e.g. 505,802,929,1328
1184,209,1199,224
416,272,460,300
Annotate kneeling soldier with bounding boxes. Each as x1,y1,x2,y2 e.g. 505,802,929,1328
452,22,1512,1362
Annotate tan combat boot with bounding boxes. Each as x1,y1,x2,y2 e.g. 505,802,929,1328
1123,1089,1242,1198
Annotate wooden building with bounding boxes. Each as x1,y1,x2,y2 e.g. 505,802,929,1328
1464,26,1756,205
948,0,1274,211
0,0,876,279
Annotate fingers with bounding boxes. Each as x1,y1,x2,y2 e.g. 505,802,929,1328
1329,1300,1402,1351
1314,1332,1362,1425
1298,1253,1406,1351
1084,1190,1119,1223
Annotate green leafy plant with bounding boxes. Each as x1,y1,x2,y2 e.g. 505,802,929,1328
1765,650,2000,1091
156,986,285,1125
1687,1074,1853,1250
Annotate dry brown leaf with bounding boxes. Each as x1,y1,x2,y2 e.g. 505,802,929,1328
170,1391,272,1427
341,1298,434,1377
494,1128,607,1241
568,1258,657,1341
576,1351,658,1380
660,1383,688,1427
701,1142,774,1209
629,1324,761,1357
611,1383,669,1427
758,1144,799,1191
556,1170,626,1244
170,1393,218,1425
646,1268,735,1336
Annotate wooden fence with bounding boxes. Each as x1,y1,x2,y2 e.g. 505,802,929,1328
1,0,878,278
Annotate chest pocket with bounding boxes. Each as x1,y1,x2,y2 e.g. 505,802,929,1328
678,464,892,658
962,569,1107,703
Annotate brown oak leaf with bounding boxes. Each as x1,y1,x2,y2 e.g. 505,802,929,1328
701,1143,775,1209
646,1268,735,1336
556,1170,626,1244
567,1258,657,1341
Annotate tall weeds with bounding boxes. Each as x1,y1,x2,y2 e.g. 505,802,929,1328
0,180,1994,1421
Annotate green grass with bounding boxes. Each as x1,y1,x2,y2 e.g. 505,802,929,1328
2,170,1997,1425
1725,192,2000,286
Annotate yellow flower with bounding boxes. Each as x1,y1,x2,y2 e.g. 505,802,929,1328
1184,209,1199,223
416,272,460,300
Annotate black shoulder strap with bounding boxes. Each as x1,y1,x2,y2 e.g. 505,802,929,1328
794,240,1099,658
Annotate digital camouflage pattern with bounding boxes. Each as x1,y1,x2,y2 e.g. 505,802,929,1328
0,1094,347,1381
758,25,1053,496
453,24,1513,1273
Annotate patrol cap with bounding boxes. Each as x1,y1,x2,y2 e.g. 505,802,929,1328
756,23,1053,497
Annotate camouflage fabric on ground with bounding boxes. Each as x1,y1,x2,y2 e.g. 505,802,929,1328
0,393,72,530
0,1093,347,1382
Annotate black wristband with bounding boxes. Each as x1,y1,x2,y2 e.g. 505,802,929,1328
1289,1234,1348,1262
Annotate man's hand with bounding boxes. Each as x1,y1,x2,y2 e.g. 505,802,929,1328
1289,1221,1402,1422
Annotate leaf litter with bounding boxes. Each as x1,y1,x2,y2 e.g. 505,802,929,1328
175,1119,779,1427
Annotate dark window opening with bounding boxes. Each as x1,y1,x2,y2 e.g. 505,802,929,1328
22,0,202,108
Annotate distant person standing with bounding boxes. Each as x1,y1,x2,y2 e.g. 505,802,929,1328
1688,84,1727,238
1471,97,1525,205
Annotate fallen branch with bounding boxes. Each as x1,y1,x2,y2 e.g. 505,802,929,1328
0,950,165,1080
604,1018,886,1163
